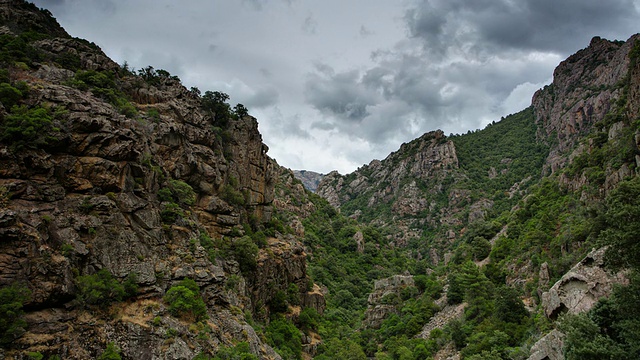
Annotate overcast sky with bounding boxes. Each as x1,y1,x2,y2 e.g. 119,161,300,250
32,0,640,174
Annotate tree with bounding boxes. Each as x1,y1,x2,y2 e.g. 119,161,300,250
76,268,125,307
600,176,640,270
163,278,208,321
0,283,30,344
97,342,122,360
233,103,248,119
201,91,232,126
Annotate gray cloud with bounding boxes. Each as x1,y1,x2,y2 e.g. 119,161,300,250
302,14,318,35
304,67,379,122
406,0,640,56
30,0,640,173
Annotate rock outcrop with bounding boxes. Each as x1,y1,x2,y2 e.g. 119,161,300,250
292,170,324,193
541,248,626,320
363,275,414,329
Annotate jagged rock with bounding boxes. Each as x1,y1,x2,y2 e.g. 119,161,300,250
527,329,565,360
301,284,327,315
292,170,324,192
541,248,627,319
533,35,640,173
363,275,414,328
353,230,365,253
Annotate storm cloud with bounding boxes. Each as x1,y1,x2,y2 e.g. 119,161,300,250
32,0,640,173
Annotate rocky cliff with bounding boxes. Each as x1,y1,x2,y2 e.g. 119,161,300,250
292,170,323,193
0,1,322,359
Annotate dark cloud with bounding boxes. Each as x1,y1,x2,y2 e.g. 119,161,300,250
304,67,379,122
29,0,640,173
405,0,640,56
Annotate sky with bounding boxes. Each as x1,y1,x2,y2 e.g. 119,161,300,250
32,0,640,174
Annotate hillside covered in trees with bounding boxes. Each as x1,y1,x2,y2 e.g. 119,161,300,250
0,1,639,359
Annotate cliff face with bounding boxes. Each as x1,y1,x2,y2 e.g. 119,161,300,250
533,35,639,173
0,1,321,359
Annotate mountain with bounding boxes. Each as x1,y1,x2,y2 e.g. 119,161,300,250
0,1,323,359
312,34,640,359
1,1,639,359
292,170,324,192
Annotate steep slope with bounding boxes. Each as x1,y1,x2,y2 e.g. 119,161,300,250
0,2,322,359
312,34,640,359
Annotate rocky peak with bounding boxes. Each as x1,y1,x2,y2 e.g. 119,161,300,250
292,169,324,193
533,34,639,173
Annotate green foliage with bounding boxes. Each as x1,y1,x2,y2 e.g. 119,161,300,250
561,272,640,359
230,236,259,274
164,278,208,320
265,316,302,360
123,273,139,298
451,107,548,207
160,202,184,224
0,283,30,344
97,342,122,360
76,268,125,307
67,70,137,117
600,176,640,270
159,179,196,206
210,342,258,360
297,307,320,332
269,290,289,314
0,82,24,108
0,105,55,150
201,91,232,127
221,184,246,207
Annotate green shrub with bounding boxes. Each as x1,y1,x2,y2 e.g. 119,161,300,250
75,268,125,307
0,82,23,108
297,307,320,332
168,179,196,206
164,278,208,321
266,316,302,360
160,202,184,224
97,342,122,360
211,341,258,360
230,236,259,274
0,105,55,149
0,283,30,344
123,273,139,298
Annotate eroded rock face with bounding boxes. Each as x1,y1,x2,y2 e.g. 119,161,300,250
541,248,626,320
363,275,414,329
317,130,460,246
533,35,640,173
527,329,565,360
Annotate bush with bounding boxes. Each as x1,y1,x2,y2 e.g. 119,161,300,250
211,342,258,360
0,105,55,150
97,342,122,360
0,82,23,108
160,202,184,223
164,278,208,321
297,307,320,332
230,236,259,274
266,316,302,360
0,283,30,344
76,268,125,307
